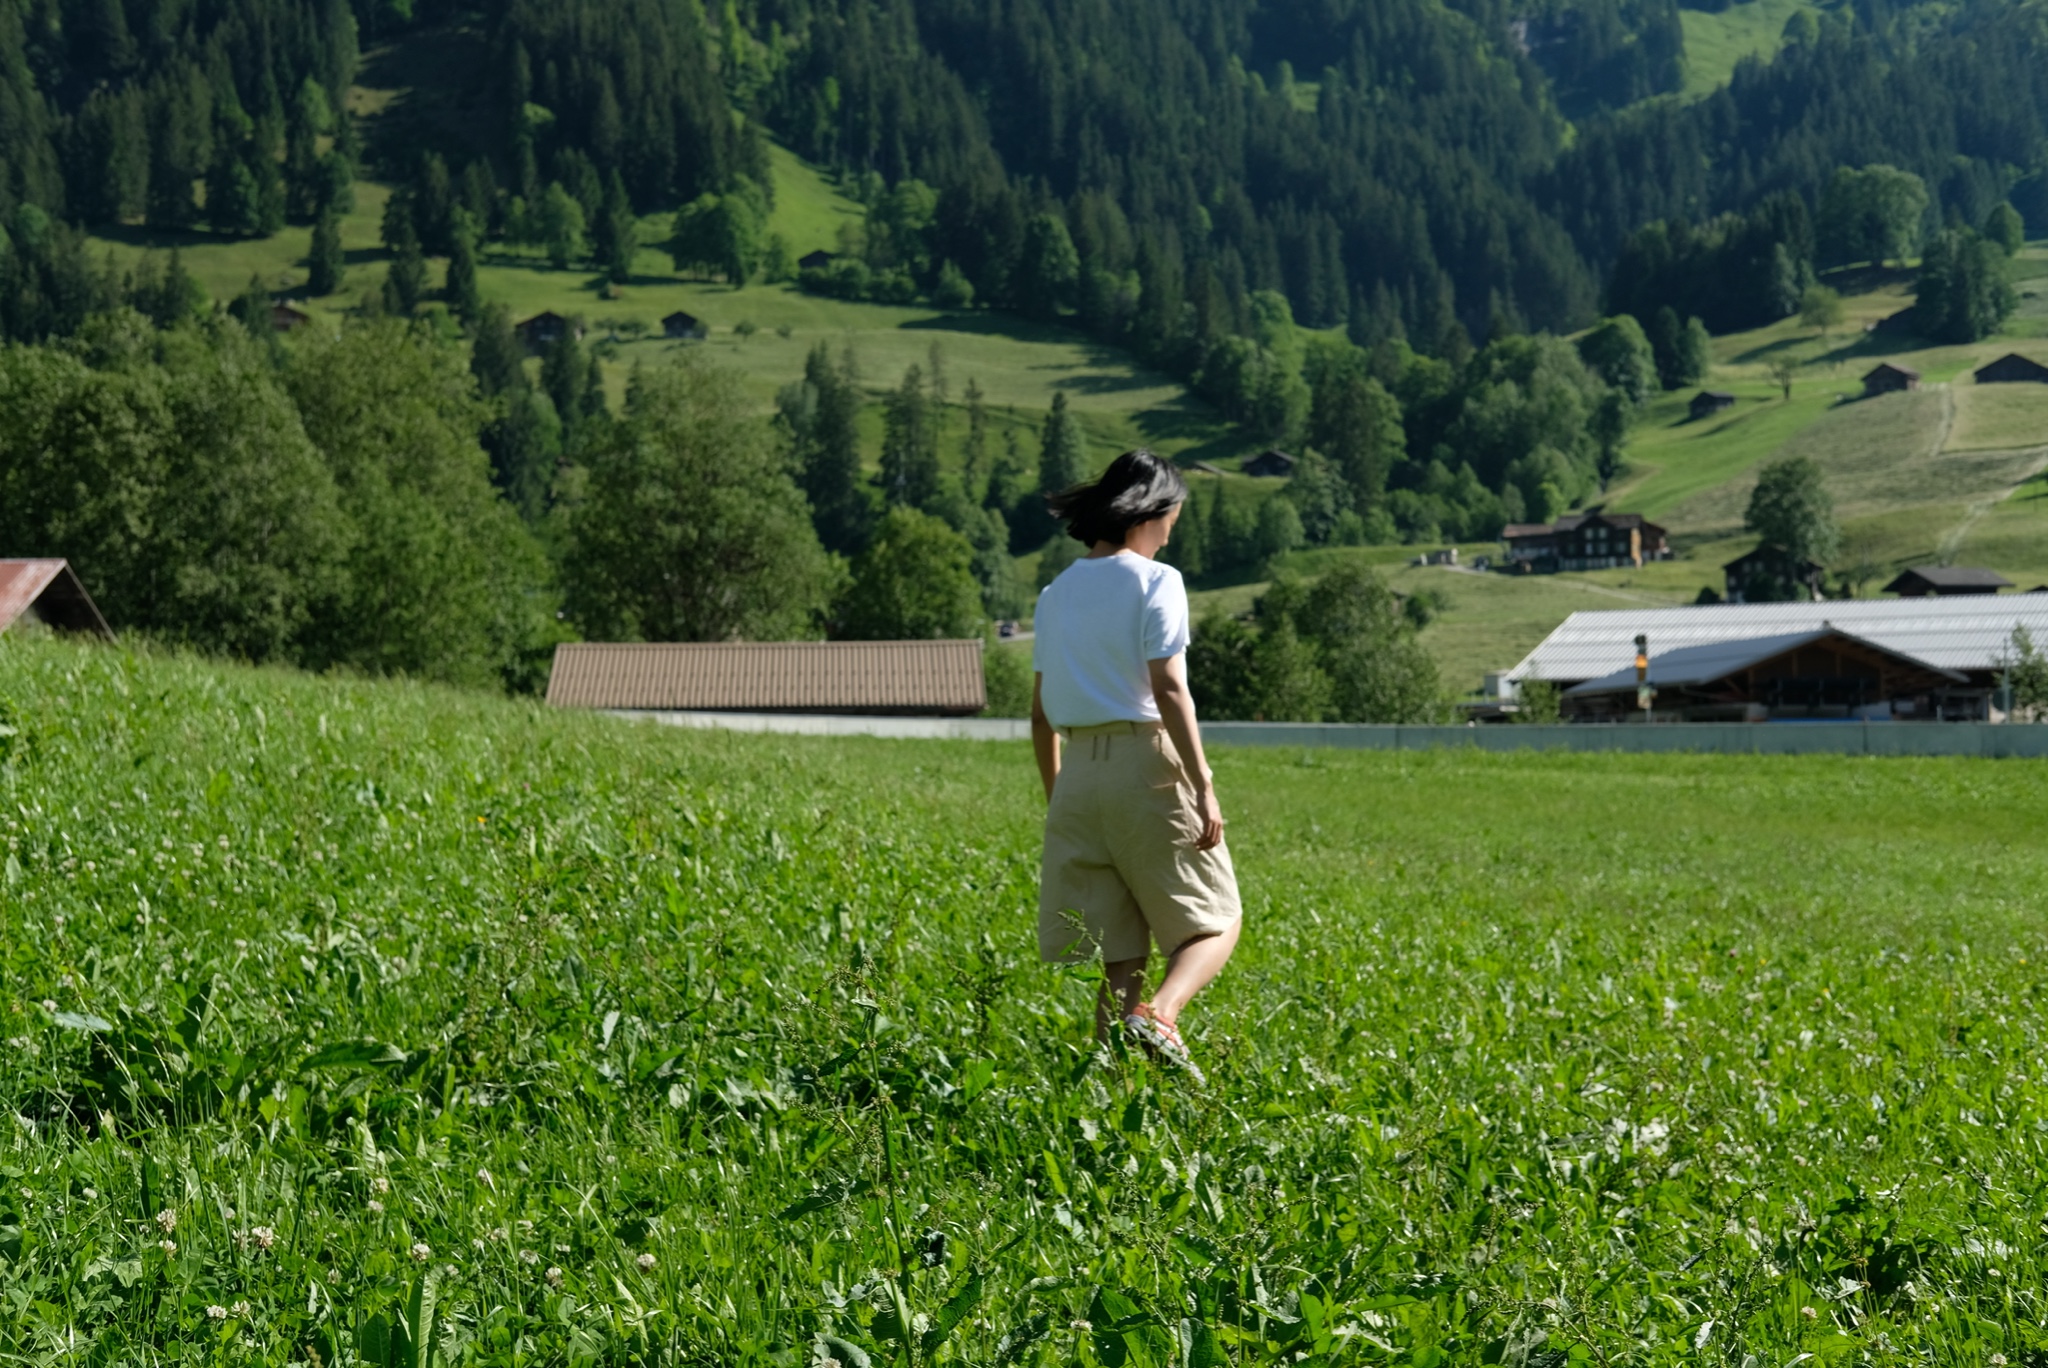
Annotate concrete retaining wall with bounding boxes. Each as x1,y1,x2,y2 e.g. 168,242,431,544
607,711,2048,757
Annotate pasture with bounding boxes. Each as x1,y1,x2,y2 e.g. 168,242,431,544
3,636,2044,1365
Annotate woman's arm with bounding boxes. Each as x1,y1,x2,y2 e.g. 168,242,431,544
1147,653,1224,850
1030,673,1061,800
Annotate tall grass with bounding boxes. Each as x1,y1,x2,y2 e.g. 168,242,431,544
4,635,2047,1364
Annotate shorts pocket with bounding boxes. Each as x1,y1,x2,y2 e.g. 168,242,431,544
1140,736,1186,790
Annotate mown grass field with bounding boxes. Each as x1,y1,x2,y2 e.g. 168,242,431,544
6,637,2048,1364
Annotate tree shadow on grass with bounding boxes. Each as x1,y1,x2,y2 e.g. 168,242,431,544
1133,397,1253,468
91,223,239,251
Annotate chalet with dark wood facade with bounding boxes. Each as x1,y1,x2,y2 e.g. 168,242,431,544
516,311,580,350
1722,545,1826,602
1243,449,1296,478
1501,511,1671,572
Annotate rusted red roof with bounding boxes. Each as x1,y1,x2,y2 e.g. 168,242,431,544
0,560,115,640
546,640,986,715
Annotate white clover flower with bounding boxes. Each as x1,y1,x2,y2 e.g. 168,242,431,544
635,1253,656,1272
231,1300,251,1318
487,1226,507,1242
249,1225,276,1251
1799,1307,1818,1320
372,1176,391,1195
40,999,57,1012
519,1249,539,1266
473,1238,486,1252
1991,1356,2009,1367
1071,1320,1092,1332
545,1266,563,1288
159,1240,177,1256
206,1304,228,1321
81,1188,96,1201
367,1199,385,1214
155,1209,177,1234
326,1268,341,1285
476,1168,495,1193
410,1242,432,1263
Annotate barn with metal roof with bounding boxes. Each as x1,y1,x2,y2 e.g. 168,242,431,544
1507,597,2048,722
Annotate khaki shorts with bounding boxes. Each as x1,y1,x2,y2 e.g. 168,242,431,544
1039,720,1242,963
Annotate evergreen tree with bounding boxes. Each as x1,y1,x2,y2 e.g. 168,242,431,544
1037,391,1090,500
960,378,989,502
445,218,482,321
308,208,346,296
539,182,588,269
780,342,871,555
598,172,637,283
383,211,427,315
880,365,940,510
471,303,529,399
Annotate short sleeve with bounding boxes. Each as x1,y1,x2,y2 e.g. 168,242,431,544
1031,587,1049,671
1141,568,1191,660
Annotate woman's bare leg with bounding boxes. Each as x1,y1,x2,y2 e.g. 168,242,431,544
1097,957,1147,1039
1147,920,1241,1027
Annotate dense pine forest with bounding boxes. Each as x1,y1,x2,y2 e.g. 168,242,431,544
4,0,2048,710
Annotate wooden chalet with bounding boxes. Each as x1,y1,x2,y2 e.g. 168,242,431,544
1501,510,1671,573
0,560,115,641
1242,450,1296,478
1722,545,1826,603
1882,567,2013,597
798,250,835,272
515,311,580,350
1861,362,1920,397
1688,390,1735,420
269,302,313,332
662,311,709,340
1973,353,2048,385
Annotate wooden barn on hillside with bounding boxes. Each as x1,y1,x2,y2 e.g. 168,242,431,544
1973,353,2048,385
1689,390,1735,420
1861,362,1920,397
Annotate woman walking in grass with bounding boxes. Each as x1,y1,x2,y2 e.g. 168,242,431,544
1030,449,1241,1083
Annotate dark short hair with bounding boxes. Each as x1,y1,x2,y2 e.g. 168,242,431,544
1045,449,1189,546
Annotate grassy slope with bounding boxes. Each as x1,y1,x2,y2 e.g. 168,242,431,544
4,636,2045,1361
1678,0,1820,97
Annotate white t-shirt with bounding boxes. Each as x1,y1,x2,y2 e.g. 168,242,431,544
1033,551,1191,727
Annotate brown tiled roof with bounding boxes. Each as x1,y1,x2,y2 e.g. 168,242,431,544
0,559,115,640
546,640,987,715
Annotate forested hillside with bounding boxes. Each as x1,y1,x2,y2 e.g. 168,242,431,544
7,0,2048,710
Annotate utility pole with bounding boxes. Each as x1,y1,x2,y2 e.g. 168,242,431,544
1635,633,1655,718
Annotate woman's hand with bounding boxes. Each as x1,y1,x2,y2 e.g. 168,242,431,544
1191,782,1225,850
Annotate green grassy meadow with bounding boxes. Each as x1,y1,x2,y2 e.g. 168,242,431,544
1677,0,1821,97
7,636,2048,1363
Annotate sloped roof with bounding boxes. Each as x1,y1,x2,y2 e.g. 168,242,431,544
1864,361,1920,380
0,560,115,640
1563,628,1963,696
1508,596,2048,684
1883,566,2013,592
546,640,987,714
